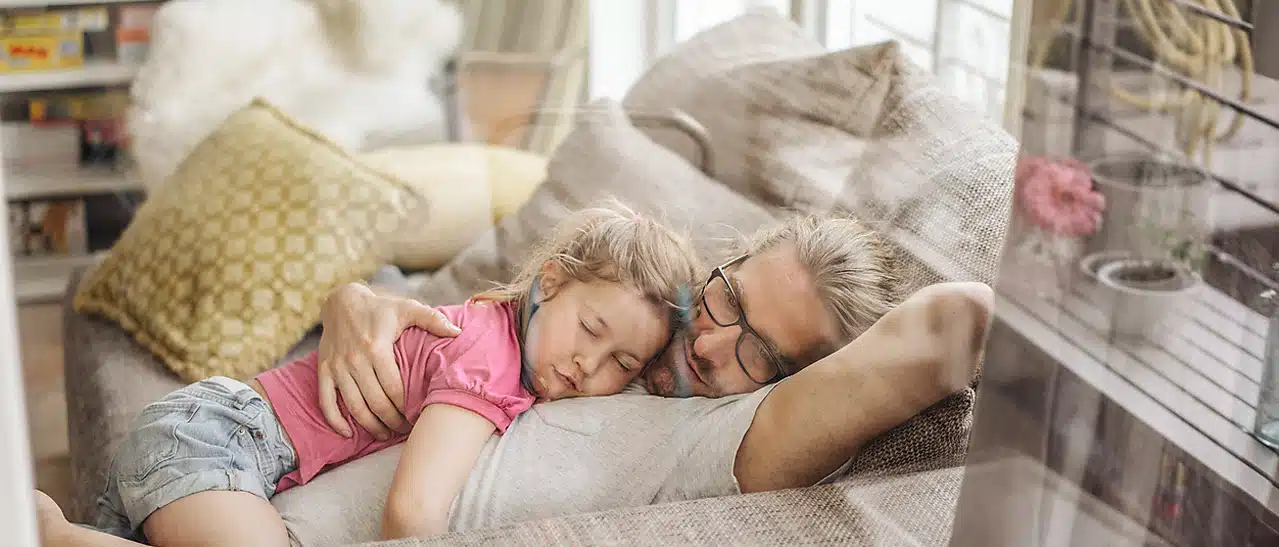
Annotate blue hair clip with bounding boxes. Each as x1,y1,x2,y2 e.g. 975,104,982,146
518,277,543,394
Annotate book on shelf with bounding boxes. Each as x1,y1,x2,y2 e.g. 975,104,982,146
2,89,132,171
8,190,143,258
0,7,110,34
8,197,88,257
0,3,161,73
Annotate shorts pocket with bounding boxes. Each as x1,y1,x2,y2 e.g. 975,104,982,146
120,401,200,483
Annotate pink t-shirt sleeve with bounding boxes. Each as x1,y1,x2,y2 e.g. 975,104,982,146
417,302,535,434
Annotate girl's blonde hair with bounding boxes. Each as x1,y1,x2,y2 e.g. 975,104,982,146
476,201,700,321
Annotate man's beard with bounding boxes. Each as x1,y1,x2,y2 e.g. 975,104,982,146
644,330,712,397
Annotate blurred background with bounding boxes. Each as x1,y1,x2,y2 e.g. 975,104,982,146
3,1,1279,545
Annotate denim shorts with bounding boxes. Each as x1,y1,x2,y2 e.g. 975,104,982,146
93,376,298,540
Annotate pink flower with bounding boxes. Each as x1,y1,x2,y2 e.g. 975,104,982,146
1015,156,1106,237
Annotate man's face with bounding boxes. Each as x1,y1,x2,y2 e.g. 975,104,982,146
642,242,838,397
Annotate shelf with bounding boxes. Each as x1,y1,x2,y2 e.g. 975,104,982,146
13,251,100,304
4,165,142,200
0,0,157,8
0,60,139,94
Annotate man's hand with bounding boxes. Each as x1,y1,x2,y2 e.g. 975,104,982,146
317,282,462,439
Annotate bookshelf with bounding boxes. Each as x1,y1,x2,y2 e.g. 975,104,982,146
1,1,163,303
0,59,137,93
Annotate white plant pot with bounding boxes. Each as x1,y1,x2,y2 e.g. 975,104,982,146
1096,258,1201,341
1086,155,1212,265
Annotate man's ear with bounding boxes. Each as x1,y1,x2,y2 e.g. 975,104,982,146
538,261,565,300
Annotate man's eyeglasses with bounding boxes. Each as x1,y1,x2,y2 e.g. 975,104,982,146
701,255,794,384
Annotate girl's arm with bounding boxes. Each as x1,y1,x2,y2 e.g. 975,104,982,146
380,404,496,540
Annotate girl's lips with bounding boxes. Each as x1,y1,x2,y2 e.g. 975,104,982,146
553,367,580,393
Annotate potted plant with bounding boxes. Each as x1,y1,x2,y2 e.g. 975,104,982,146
1096,257,1202,341
1001,155,1107,299
1085,155,1212,272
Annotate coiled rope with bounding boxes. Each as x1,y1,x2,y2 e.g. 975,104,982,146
1030,0,1253,165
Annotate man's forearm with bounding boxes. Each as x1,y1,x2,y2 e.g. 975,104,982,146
734,282,992,492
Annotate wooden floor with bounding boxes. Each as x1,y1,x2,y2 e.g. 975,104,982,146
19,302,72,511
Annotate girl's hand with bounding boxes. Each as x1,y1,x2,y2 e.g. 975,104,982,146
316,283,462,439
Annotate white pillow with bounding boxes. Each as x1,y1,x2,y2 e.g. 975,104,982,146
358,144,548,271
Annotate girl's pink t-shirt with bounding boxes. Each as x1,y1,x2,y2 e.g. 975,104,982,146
255,300,535,492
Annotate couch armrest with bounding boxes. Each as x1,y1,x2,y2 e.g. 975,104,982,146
356,467,963,546
61,266,189,522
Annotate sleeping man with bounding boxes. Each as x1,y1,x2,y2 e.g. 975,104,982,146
303,211,992,539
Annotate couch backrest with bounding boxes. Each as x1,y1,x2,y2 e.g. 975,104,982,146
621,12,1017,477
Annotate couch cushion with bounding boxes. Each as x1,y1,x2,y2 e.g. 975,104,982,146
371,465,964,546
74,98,420,383
625,11,1016,295
359,143,549,271
417,98,776,306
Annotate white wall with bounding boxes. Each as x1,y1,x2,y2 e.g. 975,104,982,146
0,163,38,546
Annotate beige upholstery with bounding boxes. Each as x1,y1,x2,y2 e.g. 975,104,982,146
61,11,1016,546
417,99,776,307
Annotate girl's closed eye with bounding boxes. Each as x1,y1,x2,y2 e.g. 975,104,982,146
579,317,597,337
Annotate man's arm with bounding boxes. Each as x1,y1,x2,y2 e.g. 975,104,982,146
734,282,993,493
316,282,462,439
381,404,495,539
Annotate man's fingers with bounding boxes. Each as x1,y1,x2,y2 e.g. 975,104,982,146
401,301,460,337
336,370,392,441
352,352,410,434
373,345,409,414
317,369,352,438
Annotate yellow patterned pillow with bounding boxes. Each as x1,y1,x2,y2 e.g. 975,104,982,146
74,98,421,383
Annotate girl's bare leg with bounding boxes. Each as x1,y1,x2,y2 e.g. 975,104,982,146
35,488,290,547
36,490,140,547
142,490,290,547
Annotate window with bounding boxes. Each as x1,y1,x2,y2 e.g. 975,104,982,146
587,0,1028,129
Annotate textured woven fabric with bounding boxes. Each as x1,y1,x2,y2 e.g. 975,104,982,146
74,99,420,383
62,11,1014,544
625,12,1016,479
361,466,963,546
417,99,776,307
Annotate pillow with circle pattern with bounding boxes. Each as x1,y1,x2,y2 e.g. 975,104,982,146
74,98,422,383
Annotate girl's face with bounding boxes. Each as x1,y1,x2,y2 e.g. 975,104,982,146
524,265,671,401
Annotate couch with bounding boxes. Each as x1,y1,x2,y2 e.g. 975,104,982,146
62,12,1016,546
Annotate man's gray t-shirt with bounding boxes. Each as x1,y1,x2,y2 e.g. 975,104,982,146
276,384,778,545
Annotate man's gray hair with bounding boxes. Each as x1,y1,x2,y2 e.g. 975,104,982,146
746,213,902,359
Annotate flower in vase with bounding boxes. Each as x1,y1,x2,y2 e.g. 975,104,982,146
1015,156,1106,237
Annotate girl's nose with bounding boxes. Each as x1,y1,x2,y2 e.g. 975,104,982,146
572,354,596,379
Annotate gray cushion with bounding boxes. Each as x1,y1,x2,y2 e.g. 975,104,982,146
417,98,777,306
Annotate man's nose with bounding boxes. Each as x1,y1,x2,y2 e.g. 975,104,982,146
691,324,738,368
